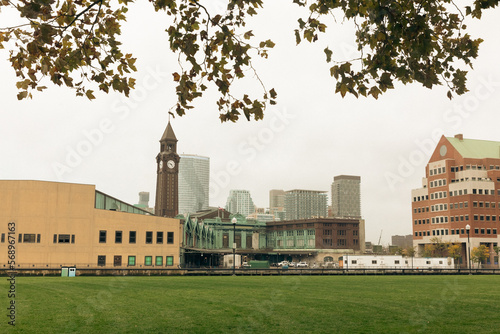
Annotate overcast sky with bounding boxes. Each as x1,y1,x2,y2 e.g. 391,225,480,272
1,1,500,245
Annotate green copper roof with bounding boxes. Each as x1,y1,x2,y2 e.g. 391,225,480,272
447,136,500,159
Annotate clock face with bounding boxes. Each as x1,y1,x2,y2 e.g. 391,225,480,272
439,145,447,157
167,160,175,169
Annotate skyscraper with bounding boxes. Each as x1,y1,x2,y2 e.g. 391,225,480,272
225,190,255,216
178,154,210,215
284,189,328,220
269,189,285,209
331,175,361,218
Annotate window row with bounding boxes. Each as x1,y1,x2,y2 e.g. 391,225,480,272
275,239,315,247
431,203,448,212
413,195,429,202
430,191,447,200
413,207,430,214
451,164,500,171
97,255,175,267
473,215,498,221
472,201,496,208
275,229,315,237
99,230,174,244
415,228,498,237
429,167,446,176
3,233,43,243
450,201,469,209
429,179,447,188
449,189,468,196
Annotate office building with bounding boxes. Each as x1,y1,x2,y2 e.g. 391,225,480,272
178,154,210,215
284,189,328,220
225,190,255,217
331,175,361,218
412,134,500,267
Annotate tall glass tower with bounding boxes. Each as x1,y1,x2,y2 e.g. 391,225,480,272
331,175,361,218
178,154,210,215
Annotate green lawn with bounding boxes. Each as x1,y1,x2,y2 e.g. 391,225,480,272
2,275,500,333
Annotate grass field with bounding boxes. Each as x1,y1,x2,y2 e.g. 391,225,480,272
2,275,500,333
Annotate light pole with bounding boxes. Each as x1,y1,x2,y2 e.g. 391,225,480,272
232,217,237,276
466,224,471,274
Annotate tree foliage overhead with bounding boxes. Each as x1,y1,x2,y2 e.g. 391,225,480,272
1,0,498,121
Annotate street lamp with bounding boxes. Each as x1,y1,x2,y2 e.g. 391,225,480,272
232,217,237,276
465,224,471,274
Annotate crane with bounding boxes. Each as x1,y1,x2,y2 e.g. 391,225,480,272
378,230,383,245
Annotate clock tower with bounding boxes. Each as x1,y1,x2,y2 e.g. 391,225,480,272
155,121,180,217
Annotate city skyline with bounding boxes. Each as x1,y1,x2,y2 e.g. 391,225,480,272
1,2,500,245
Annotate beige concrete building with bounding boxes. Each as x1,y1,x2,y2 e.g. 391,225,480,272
0,180,181,269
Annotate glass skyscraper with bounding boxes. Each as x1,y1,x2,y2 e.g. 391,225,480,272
178,154,210,215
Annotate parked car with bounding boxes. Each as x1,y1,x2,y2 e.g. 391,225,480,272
277,261,290,267
288,261,296,267
242,262,251,268
296,262,308,268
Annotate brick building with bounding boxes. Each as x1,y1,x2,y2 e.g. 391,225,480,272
411,134,500,267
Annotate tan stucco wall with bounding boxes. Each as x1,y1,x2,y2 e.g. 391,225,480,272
0,180,181,269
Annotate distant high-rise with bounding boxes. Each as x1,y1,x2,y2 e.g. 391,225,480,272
331,175,361,218
138,192,150,207
178,154,210,215
225,190,255,216
269,189,285,209
284,189,327,220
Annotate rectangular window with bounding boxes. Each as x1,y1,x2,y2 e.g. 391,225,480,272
155,256,163,266
235,235,241,248
246,235,252,249
157,231,163,244
114,255,122,266
23,234,36,243
297,239,304,246
167,232,174,244
58,234,70,243
71,234,75,244
53,234,57,243
129,231,136,243
146,231,153,244
223,234,229,248
128,256,136,266
99,230,107,243
98,255,106,266
1,233,5,243
145,256,152,266
18,234,22,243
115,231,122,243
166,256,174,266
286,239,294,247
474,228,479,234
308,229,315,235
372,260,377,264
37,234,41,243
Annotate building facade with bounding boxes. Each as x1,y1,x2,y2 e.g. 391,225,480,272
331,175,361,218
225,190,255,217
155,121,180,218
178,154,210,216
0,180,181,268
412,134,500,267
181,214,365,267
284,189,328,220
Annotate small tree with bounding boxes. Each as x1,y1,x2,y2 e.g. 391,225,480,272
402,246,416,268
471,245,490,268
447,243,462,268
